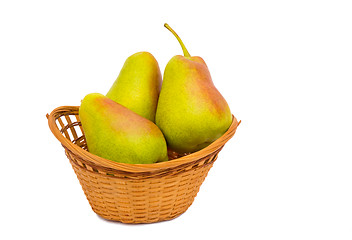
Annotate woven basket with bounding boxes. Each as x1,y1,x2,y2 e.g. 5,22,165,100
47,106,240,224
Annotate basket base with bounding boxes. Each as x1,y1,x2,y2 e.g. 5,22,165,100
93,207,188,224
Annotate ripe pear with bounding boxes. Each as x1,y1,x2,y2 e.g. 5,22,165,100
106,52,162,122
155,24,232,154
79,93,168,164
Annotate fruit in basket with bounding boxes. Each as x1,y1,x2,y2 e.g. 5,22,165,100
106,52,162,122
79,93,168,164
155,24,232,154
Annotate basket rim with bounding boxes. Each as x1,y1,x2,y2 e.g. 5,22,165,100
47,105,240,173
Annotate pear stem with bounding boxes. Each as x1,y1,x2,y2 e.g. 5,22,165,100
164,23,191,57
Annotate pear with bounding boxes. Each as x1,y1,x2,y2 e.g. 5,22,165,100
79,93,168,164
155,24,232,154
106,52,162,122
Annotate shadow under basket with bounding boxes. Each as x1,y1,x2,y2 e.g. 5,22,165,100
47,106,240,224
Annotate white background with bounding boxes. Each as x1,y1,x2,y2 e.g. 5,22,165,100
1,0,351,239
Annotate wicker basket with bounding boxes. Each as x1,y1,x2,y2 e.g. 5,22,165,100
47,106,240,224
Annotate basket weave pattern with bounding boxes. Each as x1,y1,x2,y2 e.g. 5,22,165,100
47,106,239,223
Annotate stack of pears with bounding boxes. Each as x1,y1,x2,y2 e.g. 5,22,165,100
79,24,232,164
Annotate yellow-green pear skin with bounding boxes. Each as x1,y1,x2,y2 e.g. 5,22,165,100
79,93,168,164
106,52,162,122
155,24,232,154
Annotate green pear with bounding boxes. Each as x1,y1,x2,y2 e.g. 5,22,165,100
155,24,232,154
106,52,162,122
79,93,168,164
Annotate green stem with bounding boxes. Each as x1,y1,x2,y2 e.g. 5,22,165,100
164,23,191,57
